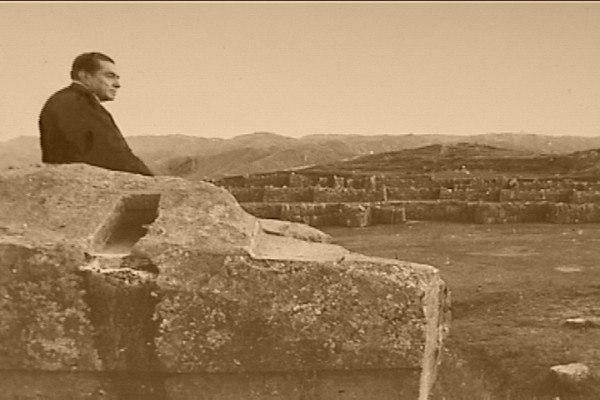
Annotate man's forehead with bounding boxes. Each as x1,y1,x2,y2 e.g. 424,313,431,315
97,60,118,73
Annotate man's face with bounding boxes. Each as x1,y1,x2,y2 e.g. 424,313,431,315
79,60,121,102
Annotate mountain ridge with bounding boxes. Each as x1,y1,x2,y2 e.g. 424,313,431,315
3,132,600,179
300,142,600,179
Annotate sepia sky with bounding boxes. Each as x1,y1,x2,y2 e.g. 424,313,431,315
1,1,600,141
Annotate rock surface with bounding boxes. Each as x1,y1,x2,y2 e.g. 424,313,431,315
563,317,600,329
257,218,331,243
550,363,591,386
0,164,450,400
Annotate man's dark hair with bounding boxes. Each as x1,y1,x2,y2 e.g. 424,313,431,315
70,52,115,80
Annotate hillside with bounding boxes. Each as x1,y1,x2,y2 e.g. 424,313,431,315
166,139,358,180
300,132,600,155
301,142,600,179
4,132,600,179
0,136,41,169
160,132,600,179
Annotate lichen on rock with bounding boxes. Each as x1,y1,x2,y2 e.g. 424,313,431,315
0,164,450,400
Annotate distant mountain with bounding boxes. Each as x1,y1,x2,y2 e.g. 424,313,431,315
0,136,41,169
227,131,298,149
456,132,600,155
3,132,600,179
301,142,600,179
167,139,357,180
300,132,600,155
126,134,228,174
162,132,600,180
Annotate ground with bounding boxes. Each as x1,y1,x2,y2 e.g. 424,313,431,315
322,222,600,399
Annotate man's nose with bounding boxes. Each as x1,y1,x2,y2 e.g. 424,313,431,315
113,80,121,88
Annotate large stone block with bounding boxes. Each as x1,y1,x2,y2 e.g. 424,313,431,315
0,237,100,371
0,164,449,400
155,255,437,371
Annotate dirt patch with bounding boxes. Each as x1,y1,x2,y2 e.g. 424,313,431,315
469,245,539,257
324,222,600,399
555,266,584,273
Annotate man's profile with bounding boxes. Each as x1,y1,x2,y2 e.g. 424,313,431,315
39,52,153,176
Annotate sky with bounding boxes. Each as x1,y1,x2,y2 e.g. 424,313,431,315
2,1,600,141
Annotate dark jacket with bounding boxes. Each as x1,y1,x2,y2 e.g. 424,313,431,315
39,83,153,176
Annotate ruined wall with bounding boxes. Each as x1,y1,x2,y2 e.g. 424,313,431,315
571,191,600,204
218,172,600,225
371,204,407,225
386,187,440,201
398,201,476,223
547,203,600,223
241,202,405,228
313,187,385,203
280,203,342,226
438,188,500,202
219,173,600,205
289,172,315,188
241,200,569,225
281,203,373,228
499,189,572,203
263,187,314,203
473,202,550,224
382,201,553,224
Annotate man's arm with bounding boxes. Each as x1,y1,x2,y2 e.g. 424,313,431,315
48,98,94,162
51,96,154,176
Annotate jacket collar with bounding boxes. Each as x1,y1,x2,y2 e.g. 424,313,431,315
69,81,101,101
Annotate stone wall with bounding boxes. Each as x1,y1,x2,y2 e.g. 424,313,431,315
571,191,600,204
229,185,600,205
473,202,550,224
387,187,440,201
371,204,407,225
398,201,476,223
547,203,600,223
242,200,600,225
385,201,552,224
439,188,500,202
313,187,386,203
279,203,374,228
219,173,600,206
280,203,343,227
218,172,600,225
289,172,315,188
241,202,406,228
499,189,572,203
263,187,314,203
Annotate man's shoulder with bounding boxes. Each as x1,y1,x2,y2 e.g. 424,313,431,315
43,84,93,111
46,84,81,101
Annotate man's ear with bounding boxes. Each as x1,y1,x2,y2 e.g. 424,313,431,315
76,70,89,82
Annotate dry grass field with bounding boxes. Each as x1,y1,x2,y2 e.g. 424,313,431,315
323,222,600,399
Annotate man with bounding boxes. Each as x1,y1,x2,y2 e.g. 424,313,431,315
39,52,153,176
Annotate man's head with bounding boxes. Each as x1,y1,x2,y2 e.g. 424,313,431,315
70,52,120,102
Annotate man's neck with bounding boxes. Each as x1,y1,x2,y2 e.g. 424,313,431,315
72,80,101,102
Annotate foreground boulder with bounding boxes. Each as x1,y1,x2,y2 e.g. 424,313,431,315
0,164,449,400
